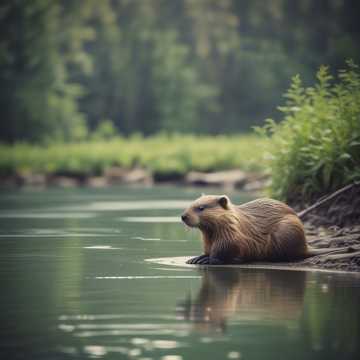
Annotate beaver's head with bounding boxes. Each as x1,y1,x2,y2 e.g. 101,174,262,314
181,195,232,229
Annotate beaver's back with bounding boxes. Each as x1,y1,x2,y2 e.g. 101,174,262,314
236,198,306,260
237,198,297,233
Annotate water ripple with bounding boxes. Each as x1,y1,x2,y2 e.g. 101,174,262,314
0,212,95,219
59,314,180,321
94,275,201,280
121,217,180,223
62,200,190,211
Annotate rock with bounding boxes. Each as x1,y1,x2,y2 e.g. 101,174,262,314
86,176,108,188
104,166,127,183
122,168,153,185
47,176,80,187
185,170,247,189
105,167,153,185
18,173,46,187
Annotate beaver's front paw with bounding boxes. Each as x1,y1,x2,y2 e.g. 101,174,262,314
186,254,209,264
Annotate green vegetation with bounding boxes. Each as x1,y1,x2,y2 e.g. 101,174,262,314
2,1,360,199
259,61,360,202
1,1,360,142
0,135,267,180
0,0,89,142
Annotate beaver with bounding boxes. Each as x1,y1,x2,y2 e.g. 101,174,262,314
181,195,345,265
178,268,306,332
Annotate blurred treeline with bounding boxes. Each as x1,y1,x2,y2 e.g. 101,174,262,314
1,0,359,143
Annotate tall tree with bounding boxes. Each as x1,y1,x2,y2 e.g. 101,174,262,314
1,0,359,141
0,0,88,142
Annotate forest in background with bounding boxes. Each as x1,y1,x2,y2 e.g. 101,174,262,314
1,0,360,143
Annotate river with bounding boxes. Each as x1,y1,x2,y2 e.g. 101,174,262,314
0,186,359,360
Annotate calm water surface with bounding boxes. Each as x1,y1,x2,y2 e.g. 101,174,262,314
0,186,359,360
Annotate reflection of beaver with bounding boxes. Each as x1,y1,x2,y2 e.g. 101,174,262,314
178,268,306,333
181,195,341,265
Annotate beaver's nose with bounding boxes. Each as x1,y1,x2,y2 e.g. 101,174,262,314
181,214,188,222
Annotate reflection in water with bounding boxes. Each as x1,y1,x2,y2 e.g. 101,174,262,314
302,274,360,356
178,268,306,333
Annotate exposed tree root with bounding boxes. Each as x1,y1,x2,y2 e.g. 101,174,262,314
297,181,360,220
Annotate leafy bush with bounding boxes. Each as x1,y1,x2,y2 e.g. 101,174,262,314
258,61,360,202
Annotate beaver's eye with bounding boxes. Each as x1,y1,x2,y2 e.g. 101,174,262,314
197,205,205,212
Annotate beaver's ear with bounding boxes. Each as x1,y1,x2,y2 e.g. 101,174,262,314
218,195,230,209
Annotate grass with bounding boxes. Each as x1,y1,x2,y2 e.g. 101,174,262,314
257,61,360,202
0,134,267,180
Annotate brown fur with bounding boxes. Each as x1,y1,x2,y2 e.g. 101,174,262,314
181,195,309,264
179,268,306,332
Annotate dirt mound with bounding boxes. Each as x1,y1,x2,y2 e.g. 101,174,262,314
299,183,360,227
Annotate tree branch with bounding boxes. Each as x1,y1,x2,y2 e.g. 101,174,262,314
297,182,360,220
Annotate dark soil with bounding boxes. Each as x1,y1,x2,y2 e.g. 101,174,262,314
298,182,360,227
293,183,360,272
297,225,360,272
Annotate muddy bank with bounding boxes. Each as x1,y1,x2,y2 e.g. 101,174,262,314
289,225,360,272
294,183,360,272
297,182,360,228
147,255,360,274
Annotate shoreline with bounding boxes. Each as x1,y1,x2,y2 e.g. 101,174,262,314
0,167,268,192
146,256,360,275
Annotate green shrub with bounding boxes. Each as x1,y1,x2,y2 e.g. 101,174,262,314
258,60,360,202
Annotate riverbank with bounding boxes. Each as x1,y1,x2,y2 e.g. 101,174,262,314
0,134,268,191
0,134,267,183
297,183,360,272
0,167,269,193
298,224,360,272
